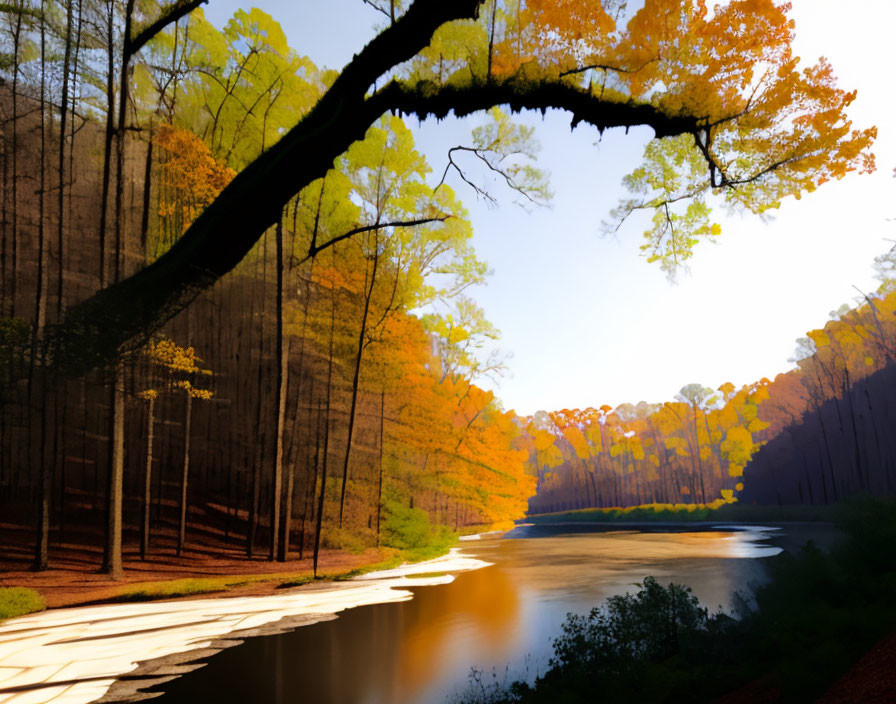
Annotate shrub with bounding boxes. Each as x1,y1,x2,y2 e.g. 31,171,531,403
0,587,46,621
321,526,369,554
381,493,457,562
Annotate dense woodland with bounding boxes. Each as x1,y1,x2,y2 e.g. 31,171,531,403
0,0,879,580
0,3,538,577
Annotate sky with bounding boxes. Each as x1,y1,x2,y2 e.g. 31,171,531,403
206,0,896,416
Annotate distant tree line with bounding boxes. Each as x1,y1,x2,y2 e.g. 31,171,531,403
527,270,896,513
524,382,766,514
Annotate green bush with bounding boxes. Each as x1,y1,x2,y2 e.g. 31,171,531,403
321,526,369,554
0,587,46,621
382,498,434,550
381,493,457,562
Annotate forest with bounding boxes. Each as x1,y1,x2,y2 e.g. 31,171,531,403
528,263,896,514
0,2,542,579
2,1,895,703
0,0,882,586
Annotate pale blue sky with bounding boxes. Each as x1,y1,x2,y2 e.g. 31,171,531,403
206,0,896,415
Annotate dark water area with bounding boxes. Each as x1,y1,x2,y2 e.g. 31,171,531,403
151,524,838,704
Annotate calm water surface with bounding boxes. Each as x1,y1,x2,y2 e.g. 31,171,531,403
152,524,832,704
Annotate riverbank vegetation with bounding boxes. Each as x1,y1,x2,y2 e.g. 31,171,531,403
0,587,45,621
526,503,839,525
462,498,896,704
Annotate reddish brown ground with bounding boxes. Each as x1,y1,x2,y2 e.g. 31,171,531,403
0,501,393,608
815,628,896,704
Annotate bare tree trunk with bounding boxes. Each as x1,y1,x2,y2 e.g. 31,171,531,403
312,398,330,579
313,287,337,578
139,138,153,252
272,218,286,561
57,0,74,318
97,0,115,287
338,231,380,528
376,389,385,546
8,1,24,316
177,393,192,556
247,234,268,557
299,385,319,561
102,361,125,578
141,395,154,559
33,1,50,571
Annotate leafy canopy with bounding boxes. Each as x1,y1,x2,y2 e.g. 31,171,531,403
408,0,875,278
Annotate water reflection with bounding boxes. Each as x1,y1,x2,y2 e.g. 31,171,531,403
154,526,813,704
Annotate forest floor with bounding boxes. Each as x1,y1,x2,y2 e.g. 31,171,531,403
815,627,896,703
0,518,404,610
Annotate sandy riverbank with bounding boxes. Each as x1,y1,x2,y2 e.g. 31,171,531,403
0,546,493,704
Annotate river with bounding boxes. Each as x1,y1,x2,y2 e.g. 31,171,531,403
148,523,833,704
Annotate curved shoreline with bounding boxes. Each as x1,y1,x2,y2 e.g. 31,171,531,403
0,547,493,704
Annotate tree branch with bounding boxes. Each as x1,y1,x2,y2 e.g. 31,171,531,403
371,76,704,140
558,56,660,79
361,0,391,20
51,0,487,374
126,0,207,59
297,216,450,266
49,3,712,376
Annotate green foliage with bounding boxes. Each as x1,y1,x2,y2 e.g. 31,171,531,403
382,497,434,550
113,578,245,602
550,577,732,669
526,502,839,525
422,297,505,383
463,578,741,704
382,491,458,561
321,526,369,555
0,587,45,621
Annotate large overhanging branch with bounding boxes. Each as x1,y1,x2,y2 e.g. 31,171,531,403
50,0,485,374
126,0,208,59
370,76,704,139
49,5,708,377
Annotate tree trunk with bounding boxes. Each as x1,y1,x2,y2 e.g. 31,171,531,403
376,389,385,546
272,218,287,561
313,288,337,578
338,231,380,528
97,0,116,287
32,1,50,571
177,393,192,557
247,233,269,557
141,396,155,560
102,361,125,577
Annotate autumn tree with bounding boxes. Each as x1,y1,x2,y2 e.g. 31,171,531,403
52,0,874,370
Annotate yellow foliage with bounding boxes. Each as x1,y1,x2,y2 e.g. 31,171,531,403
155,125,236,235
